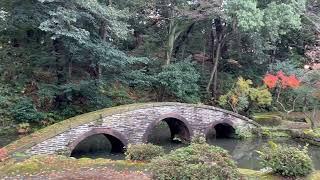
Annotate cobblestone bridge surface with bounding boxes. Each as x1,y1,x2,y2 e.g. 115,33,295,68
24,103,259,155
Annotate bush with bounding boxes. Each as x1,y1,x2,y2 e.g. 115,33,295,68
125,144,165,162
156,60,201,103
149,142,240,180
11,97,45,123
258,141,313,177
218,77,272,115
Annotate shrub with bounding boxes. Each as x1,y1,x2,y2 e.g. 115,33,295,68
258,141,313,177
156,60,201,103
125,144,165,162
149,142,240,179
0,148,8,162
11,97,45,123
219,77,272,115
16,123,31,134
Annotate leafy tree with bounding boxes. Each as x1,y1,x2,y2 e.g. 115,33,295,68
219,77,272,115
263,71,301,114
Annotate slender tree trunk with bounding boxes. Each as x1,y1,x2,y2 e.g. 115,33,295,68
174,23,195,58
53,39,65,85
206,41,221,93
166,18,176,65
206,18,226,98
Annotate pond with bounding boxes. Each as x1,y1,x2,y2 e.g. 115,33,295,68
0,134,20,148
70,137,320,170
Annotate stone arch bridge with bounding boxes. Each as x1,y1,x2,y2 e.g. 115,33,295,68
6,103,260,156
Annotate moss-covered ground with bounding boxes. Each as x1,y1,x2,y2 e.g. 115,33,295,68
1,156,319,179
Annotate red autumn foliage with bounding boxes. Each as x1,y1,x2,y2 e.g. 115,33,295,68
0,148,8,162
263,74,278,89
263,71,300,89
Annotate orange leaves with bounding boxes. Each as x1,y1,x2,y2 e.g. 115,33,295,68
0,148,8,162
263,74,278,89
263,71,300,89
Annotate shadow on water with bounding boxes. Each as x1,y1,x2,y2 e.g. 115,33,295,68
0,134,20,148
70,134,125,160
66,122,320,170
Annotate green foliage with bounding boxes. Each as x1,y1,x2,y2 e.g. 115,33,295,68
0,0,316,133
235,127,254,139
219,77,272,114
225,0,264,32
263,0,305,43
190,133,207,144
149,142,240,180
156,60,201,103
11,98,45,123
258,142,313,177
268,60,304,77
125,143,164,162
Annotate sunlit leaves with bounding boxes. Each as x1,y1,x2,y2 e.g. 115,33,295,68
263,1,305,43
225,0,264,32
219,77,272,113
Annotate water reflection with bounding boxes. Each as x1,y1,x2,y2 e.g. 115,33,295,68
209,138,320,170
0,134,20,148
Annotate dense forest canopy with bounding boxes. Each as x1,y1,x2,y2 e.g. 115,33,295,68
0,0,319,128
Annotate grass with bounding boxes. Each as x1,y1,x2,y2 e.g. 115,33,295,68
0,155,147,177
1,155,319,180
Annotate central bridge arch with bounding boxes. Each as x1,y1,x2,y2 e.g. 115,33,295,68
142,113,193,143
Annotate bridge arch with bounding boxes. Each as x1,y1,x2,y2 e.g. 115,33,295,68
205,119,236,139
142,113,193,143
68,128,128,156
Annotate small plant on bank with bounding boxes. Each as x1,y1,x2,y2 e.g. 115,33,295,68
190,132,207,144
16,123,31,135
55,147,71,156
257,141,313,177
0,148,8,162
149,142,240,179
125,143,165,162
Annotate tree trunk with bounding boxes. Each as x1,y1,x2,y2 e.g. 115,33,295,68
53,39,65,85
166,18,176,65
206,41,221,93
206,18,226,98
174,23,195,58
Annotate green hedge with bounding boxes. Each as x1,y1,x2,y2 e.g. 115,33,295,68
149,142,240,179
258,142,313,177
125,144,164,162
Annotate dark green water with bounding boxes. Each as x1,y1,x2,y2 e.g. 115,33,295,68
0,134,19,148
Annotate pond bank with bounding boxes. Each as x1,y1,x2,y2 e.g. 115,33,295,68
1,156,319,180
